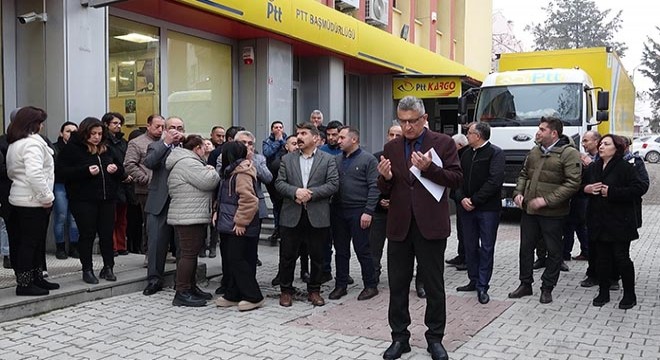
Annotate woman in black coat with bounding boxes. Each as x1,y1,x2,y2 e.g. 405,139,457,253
57,117,126,284
582,134,646,310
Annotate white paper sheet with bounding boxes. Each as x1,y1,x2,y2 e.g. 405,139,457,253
409,148,445,202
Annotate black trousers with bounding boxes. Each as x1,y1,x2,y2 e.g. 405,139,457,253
519,213,564,289
126,201,143,254
279,210,328,294
174,225,205,291
7,206,50,273
388,217,447,344
594,240,634,293
70,200,115,271
223,234,263,303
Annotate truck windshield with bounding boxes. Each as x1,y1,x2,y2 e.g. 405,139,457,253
475,84,582,127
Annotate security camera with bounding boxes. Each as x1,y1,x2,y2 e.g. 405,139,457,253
17,12,47,24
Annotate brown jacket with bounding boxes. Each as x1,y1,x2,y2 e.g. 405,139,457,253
377,130,462,241
230,160,259,227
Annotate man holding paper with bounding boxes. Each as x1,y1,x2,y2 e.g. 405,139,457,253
377,96,462,360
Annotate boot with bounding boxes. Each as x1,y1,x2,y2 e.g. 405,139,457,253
592,284,610,307
198,247,207,258
619,263,636,310
68,243,80,259
55,243,67,260
33,268,60,290
15,270,49,296
99,266,117,281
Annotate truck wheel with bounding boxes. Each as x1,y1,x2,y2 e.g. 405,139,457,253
646,151,660,163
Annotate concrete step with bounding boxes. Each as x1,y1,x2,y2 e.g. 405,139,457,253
0,253,222,323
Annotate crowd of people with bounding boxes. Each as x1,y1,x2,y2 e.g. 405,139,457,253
0,96,649,360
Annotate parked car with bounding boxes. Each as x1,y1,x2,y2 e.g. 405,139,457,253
633,135,660,163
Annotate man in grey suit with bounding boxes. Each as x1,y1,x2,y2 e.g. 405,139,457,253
142,116,184,296
275,122,339,307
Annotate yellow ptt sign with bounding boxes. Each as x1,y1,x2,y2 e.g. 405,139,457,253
393,77,461,99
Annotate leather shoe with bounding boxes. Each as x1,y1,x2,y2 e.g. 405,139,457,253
592,291,610,307
540,289,553,304
279,292,292,307
357,287,378,301
456,282,476,292
445,255,464,266
192,285,213,300
383,341,411,360
572,254,588,261
508,283,532,298
532,258,546,269
477,290,490,304
427,342,449,360
271,275,280,286
301,272,310,283
329,287,348,300
172,291,207,307
307,292,325,306
347,275,355,285
559,261,569,272
143,282,162,296
580,276,598,287
610,280,620,291
415,282,426,298
82,270,99,284
455,263,468,271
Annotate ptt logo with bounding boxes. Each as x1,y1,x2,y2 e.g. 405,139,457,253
267,0,283,22
396,81,414,92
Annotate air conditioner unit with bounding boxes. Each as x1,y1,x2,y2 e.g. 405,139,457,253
365,0,389,27
335,0,359,11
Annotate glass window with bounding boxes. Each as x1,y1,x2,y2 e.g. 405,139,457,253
0,5,4,133
167,31,232,135
108,17,160,130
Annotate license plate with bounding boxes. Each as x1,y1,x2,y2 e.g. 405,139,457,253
503,198,516,208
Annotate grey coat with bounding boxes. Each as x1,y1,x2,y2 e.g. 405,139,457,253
275,150,338,228
165,147,220,225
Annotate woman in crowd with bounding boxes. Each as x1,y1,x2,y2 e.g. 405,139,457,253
102,112,132,256
5,106,58,296
52,121,80,260
57,117,125,284
166,135,219,307
214,141,264,311
582,134,646,309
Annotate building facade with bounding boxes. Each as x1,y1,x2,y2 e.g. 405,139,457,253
1,0,491,152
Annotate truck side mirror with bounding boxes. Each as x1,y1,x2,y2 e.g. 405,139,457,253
597,110,609,122
459,96,468,115
597,91,609,111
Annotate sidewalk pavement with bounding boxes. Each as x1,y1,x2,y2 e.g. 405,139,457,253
0,205,659,359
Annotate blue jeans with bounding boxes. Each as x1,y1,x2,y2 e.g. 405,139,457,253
461,209,500,292
0,217,9,256
53,183,79,244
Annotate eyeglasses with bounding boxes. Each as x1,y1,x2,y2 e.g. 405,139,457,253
397,115,424,126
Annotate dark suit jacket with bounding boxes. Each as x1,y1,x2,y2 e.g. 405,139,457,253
377,130,462,241
144,140,173,216
275,149,338,228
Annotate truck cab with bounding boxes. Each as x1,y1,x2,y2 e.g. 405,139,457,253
466,68,608,207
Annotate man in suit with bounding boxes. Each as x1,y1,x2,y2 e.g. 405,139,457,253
142,116,186,296
377,96,462,360
275,122,339,307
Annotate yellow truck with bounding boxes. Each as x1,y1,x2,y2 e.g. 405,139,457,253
460,47,635,207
